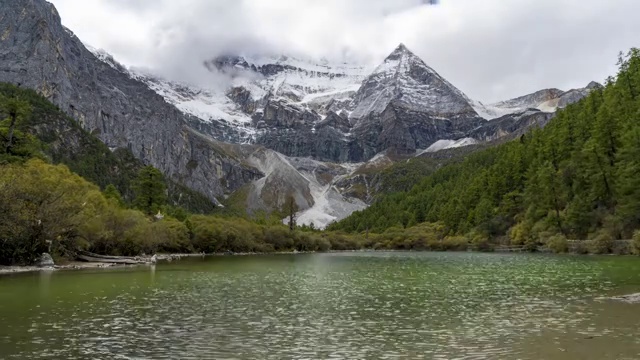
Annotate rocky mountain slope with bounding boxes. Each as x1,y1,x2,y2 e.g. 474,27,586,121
473,82,602,120
0,0,261,206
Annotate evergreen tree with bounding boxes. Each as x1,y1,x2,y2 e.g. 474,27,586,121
133,166,167,215
286,196,298,231
104,184,125,207
0,95,31,154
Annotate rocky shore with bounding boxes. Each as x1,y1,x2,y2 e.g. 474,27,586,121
600,293,640,304
0,253,206,276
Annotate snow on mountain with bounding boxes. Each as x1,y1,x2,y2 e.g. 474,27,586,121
473,83,601,120
103,52,370,142
294,170,368,230
416,138,478,156
349,44,478,121
207,53,369,117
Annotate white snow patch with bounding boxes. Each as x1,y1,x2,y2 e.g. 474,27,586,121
537,99,560,113
471,101,518,120
417,138,477,155
295,182,367,230
368,152,390,166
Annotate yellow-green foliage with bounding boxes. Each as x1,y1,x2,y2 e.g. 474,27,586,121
368,223,468,251
187,216,357,254
508,222,532,246
547,234,569,254
632,231,640,255
0,159,368,265
0,159,105,264
469,231,493,252
589,231,615,254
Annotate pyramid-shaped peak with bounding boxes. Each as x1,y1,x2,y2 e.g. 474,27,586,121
350,44,477,120
387,43,417,60
395,43,409,52
372,43,432,77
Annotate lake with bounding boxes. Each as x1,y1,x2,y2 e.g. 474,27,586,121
1,252,640,359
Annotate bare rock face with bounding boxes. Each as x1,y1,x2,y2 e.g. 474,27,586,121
490,88,565,112
0,0,261,203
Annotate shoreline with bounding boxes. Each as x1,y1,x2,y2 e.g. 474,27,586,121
0,250,359,275
1,249,637,276
0,253,207,276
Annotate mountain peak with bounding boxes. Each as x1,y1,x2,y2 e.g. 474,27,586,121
394,43,409,52
349,43,477,120
386,43,417,60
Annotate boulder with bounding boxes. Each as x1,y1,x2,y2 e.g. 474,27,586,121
37,253,55,267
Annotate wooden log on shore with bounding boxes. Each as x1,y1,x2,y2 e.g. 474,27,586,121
75,251,146,265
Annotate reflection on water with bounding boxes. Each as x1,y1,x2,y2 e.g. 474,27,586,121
1,252,640,359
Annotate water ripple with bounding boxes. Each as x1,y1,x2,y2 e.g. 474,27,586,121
1,252,640,359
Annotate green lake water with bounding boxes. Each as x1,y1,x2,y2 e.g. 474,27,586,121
1,252,640,359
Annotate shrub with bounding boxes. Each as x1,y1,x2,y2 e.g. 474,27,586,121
470,233,494,252
589,232,615,254
264,226,295,251
508,222,532,246
547,234,569,254
441,236,469,251
632,230,640,255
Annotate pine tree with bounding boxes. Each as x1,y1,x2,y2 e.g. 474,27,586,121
133,166,167,215
286,196,299,231
616,127,640,234
0,95,32,154
104,184,125,207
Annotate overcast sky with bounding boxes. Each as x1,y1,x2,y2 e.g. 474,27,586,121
49,0,640,103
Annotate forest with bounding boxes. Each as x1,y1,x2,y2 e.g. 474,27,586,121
330,49,640,252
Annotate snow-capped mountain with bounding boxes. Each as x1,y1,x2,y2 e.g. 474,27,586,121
131,53,369,135
122,43,600,168
119,43,599,165
207,54,368,114
349,44,478,122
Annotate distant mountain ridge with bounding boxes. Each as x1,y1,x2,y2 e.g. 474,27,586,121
129,43,599,163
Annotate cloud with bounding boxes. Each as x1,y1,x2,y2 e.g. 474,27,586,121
49,0,640,102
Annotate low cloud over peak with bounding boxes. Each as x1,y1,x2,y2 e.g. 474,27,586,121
49,0,640,102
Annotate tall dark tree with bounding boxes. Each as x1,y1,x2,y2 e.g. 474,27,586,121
104,184,125,207
133,166,167,215
0,95,31,154
286,196,298,231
